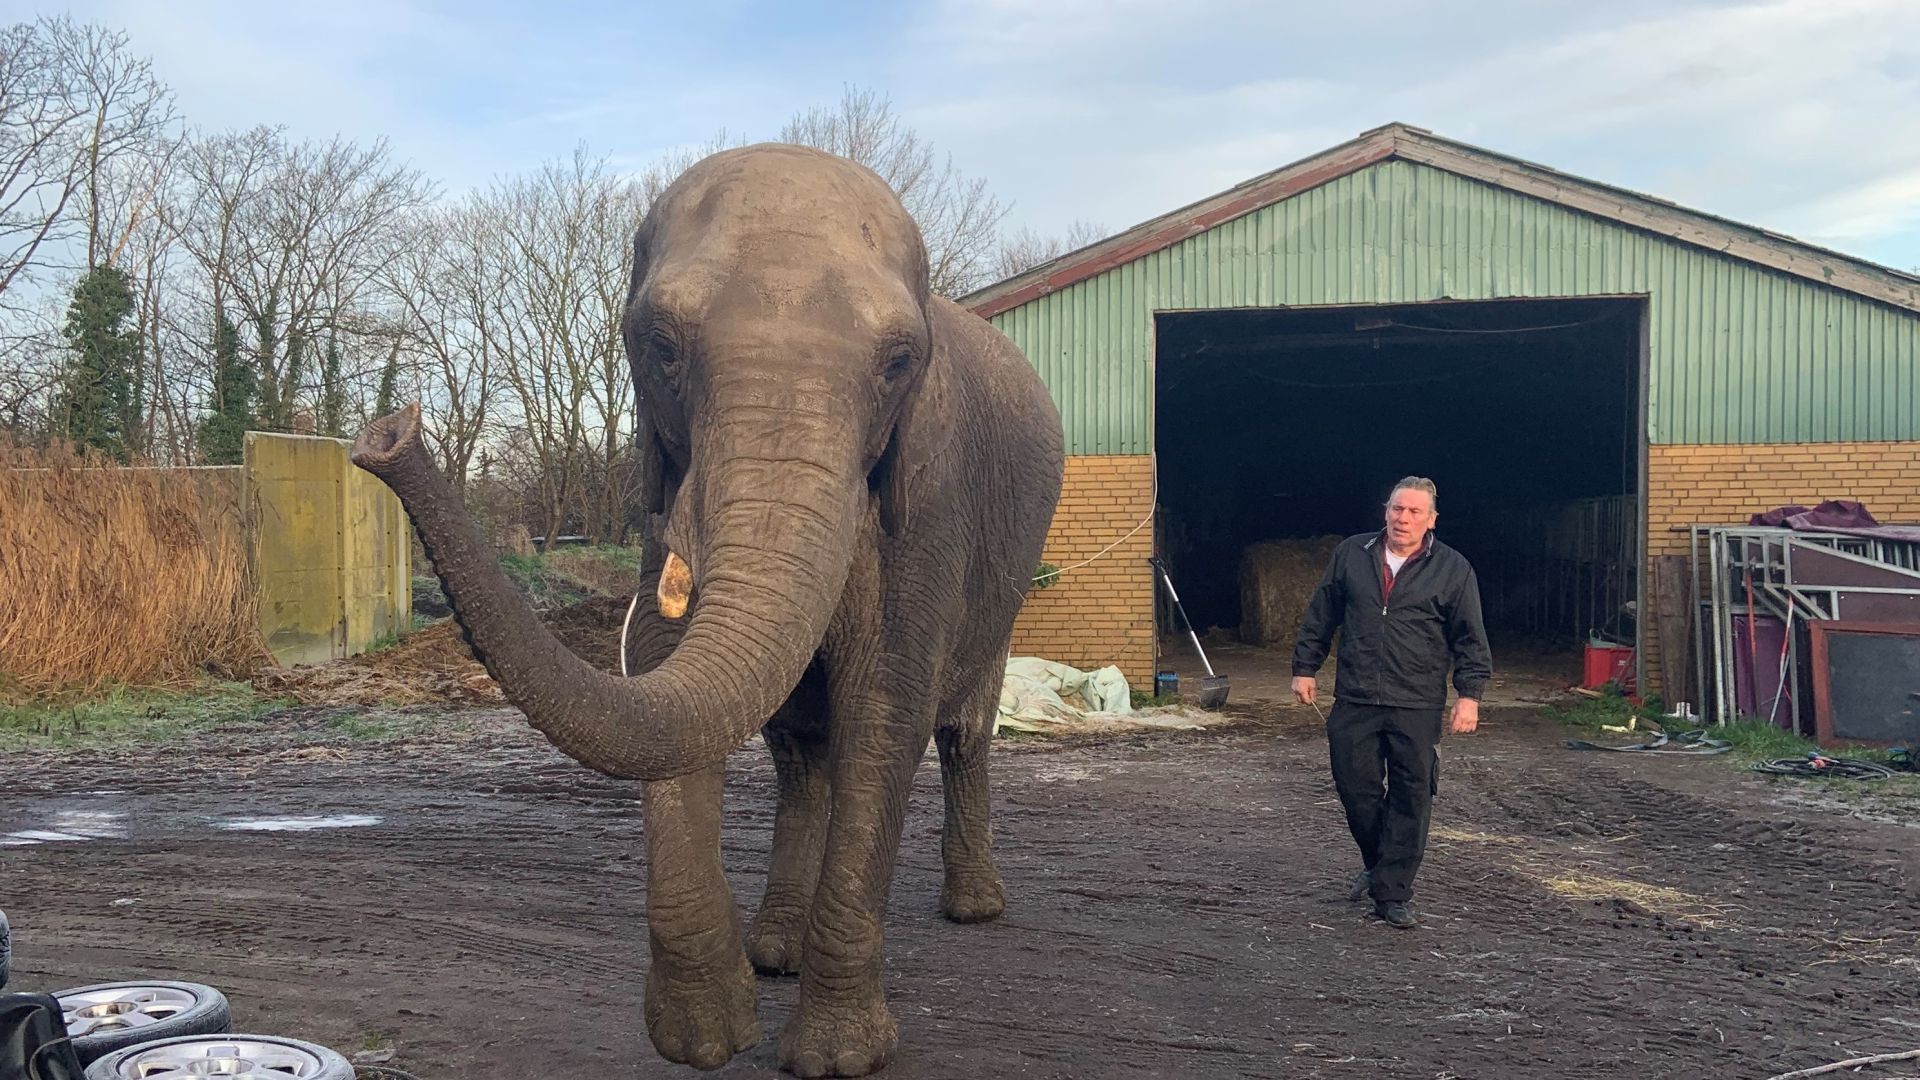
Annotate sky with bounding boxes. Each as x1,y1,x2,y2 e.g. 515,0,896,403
25,0,1920,272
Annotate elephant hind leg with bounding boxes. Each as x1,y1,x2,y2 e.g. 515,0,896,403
748,671,831,976
936,674,1006,924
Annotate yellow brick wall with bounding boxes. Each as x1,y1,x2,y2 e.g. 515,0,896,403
1011,455,1157,686
1645,441,1920,700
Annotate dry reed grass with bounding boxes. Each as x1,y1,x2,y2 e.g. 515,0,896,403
0,441,269,699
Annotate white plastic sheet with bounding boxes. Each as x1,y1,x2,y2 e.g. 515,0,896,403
996,657,1206,735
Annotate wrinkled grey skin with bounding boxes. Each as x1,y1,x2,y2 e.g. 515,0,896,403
350,144,1064,1076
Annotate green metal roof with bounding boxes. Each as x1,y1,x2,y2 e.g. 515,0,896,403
968,126,1920,453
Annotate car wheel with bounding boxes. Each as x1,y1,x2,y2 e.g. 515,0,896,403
84,1034,355,1079
54,980,231,1065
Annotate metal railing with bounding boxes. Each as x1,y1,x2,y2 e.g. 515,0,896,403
1688,525,1920,728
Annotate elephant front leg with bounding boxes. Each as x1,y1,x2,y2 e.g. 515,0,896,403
776,708,930,1078
642,764,761,1070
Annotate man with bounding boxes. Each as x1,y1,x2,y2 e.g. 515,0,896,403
1291,476,1491,930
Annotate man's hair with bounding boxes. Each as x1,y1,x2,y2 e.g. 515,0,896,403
1388,476,1438,511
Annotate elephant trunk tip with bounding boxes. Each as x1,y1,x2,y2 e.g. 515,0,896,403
351,401,423,469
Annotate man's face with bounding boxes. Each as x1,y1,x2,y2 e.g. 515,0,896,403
1384,487,1437,550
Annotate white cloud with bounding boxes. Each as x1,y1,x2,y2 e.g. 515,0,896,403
899,0,1920,266
26,0,1920,271
1795,169,1920,249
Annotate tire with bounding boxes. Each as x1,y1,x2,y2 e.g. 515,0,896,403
0,908,11,991
83,1034,355,1080
53,980,231,1065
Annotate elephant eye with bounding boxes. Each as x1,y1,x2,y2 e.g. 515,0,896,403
650,329,680,370
881,345,915,380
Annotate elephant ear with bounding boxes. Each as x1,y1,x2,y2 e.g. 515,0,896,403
622,224,682,575
630,407,667,576
874,339,952,539
876,423,912,537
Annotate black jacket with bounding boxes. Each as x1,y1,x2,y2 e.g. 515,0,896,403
1291,531,1492,708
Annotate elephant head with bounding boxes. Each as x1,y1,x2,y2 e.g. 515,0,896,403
350,144,945,781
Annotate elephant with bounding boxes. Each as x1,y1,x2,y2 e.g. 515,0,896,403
349,143,1065,1076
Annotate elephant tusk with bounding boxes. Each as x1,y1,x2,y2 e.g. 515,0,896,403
657,551,693,620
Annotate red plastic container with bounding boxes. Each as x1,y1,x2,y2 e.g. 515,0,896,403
1582,644,1637,693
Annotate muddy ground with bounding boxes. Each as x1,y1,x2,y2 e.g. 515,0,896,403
3,706,1918,1079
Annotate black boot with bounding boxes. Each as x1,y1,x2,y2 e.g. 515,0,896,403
1375,900,1418,929
1347,870,1371,902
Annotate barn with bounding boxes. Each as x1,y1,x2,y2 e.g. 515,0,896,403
969,123,1920,703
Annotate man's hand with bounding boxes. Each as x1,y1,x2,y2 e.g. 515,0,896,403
1449,697,1480,735
1291,676,1318,706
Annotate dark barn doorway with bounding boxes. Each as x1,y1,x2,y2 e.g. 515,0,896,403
1152,296,1646,689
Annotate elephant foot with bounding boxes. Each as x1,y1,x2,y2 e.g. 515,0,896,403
777,984,898,1078
745,904,808,976
941,867,1006,924
645,951,761,1070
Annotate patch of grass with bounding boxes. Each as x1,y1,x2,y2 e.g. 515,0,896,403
0,681,286,751
543,543,645,596
442,545,646,612
1542,692,1920,807
498,551,598,609
1548,690,1895,761
323,713,420,741
364,628,405,654
1710,719,1833,763
1542,686,1660,730
1130,691,1178,709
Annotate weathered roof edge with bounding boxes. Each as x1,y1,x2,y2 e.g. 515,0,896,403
959,123,1920,319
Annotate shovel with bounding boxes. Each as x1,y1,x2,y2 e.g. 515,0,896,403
1149,557,1230,710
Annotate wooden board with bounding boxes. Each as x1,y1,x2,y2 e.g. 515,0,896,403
1807,620,1920,747
1653,554,1693,707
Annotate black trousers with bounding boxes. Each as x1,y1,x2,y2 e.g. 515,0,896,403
1326,700,1443,904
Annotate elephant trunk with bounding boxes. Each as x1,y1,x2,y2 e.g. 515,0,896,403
350,402,863,781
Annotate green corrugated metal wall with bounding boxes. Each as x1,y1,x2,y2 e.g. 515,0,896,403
989,159,1920,454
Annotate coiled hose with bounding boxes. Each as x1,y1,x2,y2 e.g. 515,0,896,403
1749,753,1897,781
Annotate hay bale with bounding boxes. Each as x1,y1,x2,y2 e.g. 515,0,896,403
1238,536,1343,648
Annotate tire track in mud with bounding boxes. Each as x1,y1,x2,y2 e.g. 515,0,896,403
4,712,1918,1078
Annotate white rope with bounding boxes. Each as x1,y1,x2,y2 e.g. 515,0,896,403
1032,453,1159,582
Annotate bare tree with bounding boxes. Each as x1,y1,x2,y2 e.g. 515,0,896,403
0,302,61,439
0,17,172,310
230,134,431,430
990,219,1108,282
382,203,502,493
780,86,1010,297
470,148,643,544
59,20,175,270
164,126,430,445
0,19,86,310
